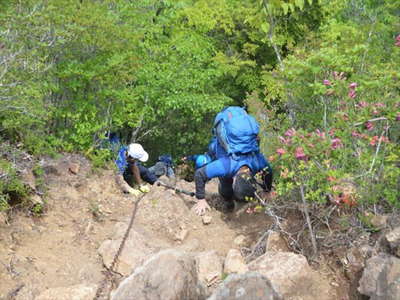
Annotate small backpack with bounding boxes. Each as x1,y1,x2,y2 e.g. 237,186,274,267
158,154,173,167
213,106,260,157
149,154,174,177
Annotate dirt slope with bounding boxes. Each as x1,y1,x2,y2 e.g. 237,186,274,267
0,155,272,299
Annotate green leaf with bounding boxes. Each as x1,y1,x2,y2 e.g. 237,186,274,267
281,3,289,14
261,22,270,33
295,0,304,10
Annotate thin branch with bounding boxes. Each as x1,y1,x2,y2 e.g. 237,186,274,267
369,130,385,173
354,117,387,126
300,184,318,257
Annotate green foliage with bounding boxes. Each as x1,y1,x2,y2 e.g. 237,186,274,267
30,202,45,216
0,0,398,221
0,159,29,212
32,163,46,194
262,0,400,211
87,149,114,169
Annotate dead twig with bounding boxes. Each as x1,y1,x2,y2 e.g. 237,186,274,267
6,283,25,300
245,230,271,263
353,117,387,126
300,185,318,257
369,130,385,173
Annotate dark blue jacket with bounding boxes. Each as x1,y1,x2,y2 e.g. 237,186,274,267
116,146,158,185
132,161,158,185
194,152,272,199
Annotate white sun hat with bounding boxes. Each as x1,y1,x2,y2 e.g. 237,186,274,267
127,143,149,162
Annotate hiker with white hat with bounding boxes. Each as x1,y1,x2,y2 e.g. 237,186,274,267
115,143,157,196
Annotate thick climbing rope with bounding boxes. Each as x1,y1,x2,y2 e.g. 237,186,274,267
93,192,146,300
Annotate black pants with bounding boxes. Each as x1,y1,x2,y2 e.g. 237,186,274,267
218,171,273,202
218,173,256,202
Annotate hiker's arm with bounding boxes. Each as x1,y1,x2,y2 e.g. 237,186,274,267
194,159,228,199
194,167,208,200
115,174,135,194
137,163,158,185
130,162,143,186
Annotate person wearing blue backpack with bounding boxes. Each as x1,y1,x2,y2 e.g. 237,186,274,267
115,143,158,196
193,106,273,215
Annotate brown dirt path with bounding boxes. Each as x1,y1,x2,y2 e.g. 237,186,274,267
0,155,271,299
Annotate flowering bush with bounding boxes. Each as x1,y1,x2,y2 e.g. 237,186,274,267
257,14,400,211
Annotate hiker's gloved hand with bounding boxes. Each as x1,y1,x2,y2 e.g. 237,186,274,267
127,187,142,197
139,184,150,193
193,199,211,216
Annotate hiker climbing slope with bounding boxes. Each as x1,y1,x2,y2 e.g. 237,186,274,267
193,106,273,215
115,143,157,196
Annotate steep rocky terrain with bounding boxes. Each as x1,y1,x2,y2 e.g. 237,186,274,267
1,154,399,300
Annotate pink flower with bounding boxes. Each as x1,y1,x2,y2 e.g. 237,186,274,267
356,101,368,108
396,35,400,47
396,113,400,121
349,82,357,89
370,136,379,146
370,136,389,146
284,128,296,137
352,131,362,138
328,128,336,136
327,176,336,182
323,79,331,86
372,109,379,115
365,121,374,131
348,90,356,99
276,148,286,155
315,129,326,139
295,147,307,161
279,136,291,145
331,138,343,149
374,102,385,108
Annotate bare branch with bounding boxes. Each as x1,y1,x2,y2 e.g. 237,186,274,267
354,117,387,126
300,184,318,257
369,130,385,173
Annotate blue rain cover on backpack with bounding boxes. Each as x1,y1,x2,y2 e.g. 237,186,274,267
115,146,128,174
213,106,260,156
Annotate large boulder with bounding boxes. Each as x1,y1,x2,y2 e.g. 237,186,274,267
195,251,223,287
223,249,248,275
248,251,337,300
111,249,206,300
358,253,400,299
98,222,162,276
385,227,400,257
207,272,282,300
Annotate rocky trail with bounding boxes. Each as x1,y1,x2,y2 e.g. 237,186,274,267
1,154,399,300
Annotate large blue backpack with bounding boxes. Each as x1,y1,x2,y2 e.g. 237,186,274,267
213,106,260,157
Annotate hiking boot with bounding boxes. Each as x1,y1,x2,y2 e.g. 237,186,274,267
224,200,235,212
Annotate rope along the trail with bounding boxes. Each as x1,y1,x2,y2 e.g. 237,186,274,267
94,193,146,300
